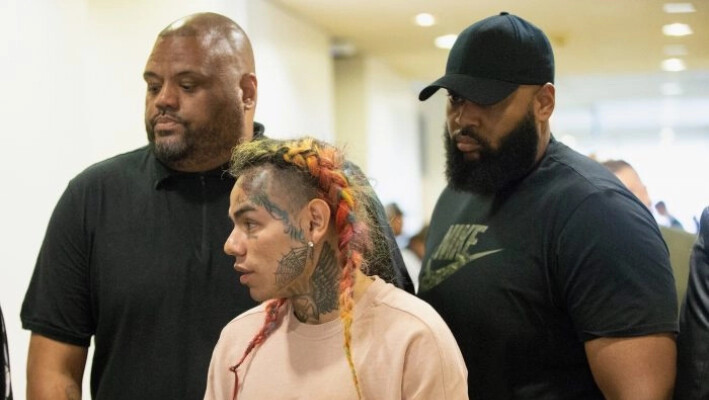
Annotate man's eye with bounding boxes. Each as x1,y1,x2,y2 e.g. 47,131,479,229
244,220,258,232
447,92,464,105
180,82,196,91
147,84,161,94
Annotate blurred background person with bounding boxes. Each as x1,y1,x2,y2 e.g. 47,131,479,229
385,203,406,246
656,200,685,231
385,202,415,293
400,225,429,293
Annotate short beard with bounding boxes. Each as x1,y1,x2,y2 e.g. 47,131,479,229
444,109,539,194
146,114,193,165
146,101,244,170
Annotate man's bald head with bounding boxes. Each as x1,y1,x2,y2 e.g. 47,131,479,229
143,12,258,172
158,12,255,74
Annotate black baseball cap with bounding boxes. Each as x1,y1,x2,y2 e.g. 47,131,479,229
419,12,554,105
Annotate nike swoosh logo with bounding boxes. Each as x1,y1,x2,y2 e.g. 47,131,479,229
419,249,503,293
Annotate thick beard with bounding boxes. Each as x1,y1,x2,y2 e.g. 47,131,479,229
146,101,244,170
444,109,539,194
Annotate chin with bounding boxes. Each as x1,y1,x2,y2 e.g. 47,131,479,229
248,288,272,303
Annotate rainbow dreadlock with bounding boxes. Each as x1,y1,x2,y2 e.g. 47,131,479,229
228,137,375,399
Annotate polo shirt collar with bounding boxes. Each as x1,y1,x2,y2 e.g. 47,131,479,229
151,121,266,189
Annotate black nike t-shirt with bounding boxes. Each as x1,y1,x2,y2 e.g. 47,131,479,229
418,138,677,399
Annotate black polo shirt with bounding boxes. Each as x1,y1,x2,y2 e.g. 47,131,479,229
22,140,258,399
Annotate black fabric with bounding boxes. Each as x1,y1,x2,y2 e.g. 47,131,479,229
1,304,12,400
418,138,677,399
675,206,709,399
21,146,258,399
419,12,554,104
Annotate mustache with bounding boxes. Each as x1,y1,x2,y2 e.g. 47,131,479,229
451,127,491,148
149,111,184,127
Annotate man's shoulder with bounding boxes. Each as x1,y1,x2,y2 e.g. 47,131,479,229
371,279,446,329
530,139,629,208
542,140,618,190
70,146,151,185
221,302,270,334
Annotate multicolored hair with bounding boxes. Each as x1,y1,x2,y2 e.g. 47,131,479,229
227,137,382,399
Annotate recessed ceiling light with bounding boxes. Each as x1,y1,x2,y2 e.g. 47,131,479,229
663,3,696,13
662,23,693,36
414,13,436,27
661,58,686,72
435,34,457,49
660,82,683,96
663,44,688,56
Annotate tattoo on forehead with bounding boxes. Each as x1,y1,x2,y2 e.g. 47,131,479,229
250,192,307,243
243,169,306,243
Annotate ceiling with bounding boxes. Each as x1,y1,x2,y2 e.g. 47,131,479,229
269,0,709,105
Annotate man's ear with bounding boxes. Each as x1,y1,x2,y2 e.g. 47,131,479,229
534,83,555,122
240,72,258,111
305,198,331,243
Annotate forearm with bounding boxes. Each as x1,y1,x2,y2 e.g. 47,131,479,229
586,333,676,400
27,334,88,400
27,375,82,400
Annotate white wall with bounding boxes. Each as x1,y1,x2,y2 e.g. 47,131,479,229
0,0,334,396
334,56,424,237
334,56,369,173
248,1,335,141
364,58,423,237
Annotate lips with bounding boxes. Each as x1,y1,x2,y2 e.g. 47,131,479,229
455,135,481,153
234,265,253,284
239,272,252,284
152,115,182,131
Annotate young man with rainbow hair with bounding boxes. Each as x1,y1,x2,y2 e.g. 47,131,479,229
204,137,467,400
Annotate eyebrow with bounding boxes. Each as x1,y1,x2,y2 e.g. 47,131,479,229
232,204,257,220
142,70,206,81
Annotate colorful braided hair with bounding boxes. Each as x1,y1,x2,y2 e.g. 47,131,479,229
227,137,378,400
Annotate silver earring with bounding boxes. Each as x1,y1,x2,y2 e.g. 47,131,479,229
308,241,315,259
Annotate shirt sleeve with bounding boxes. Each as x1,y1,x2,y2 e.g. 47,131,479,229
203,332,231,400
21,181,94,346
401,314,468,399
556,190,678,341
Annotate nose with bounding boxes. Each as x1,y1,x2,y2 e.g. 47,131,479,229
224,228,246,259
451,99,482,130
154,82,179,112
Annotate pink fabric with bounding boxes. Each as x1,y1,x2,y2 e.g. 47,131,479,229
204,277,468,399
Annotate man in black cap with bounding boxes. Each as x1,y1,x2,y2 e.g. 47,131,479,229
417,12,677,399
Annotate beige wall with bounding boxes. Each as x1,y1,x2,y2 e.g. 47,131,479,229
334,56,425,235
